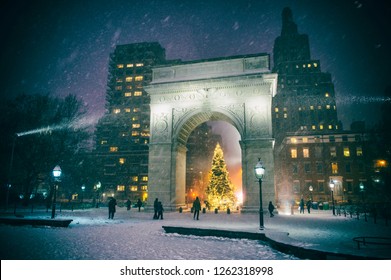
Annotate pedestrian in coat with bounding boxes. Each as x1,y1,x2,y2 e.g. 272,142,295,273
153,198,159,219
136,198,142,212
306,200,312,214
157,201,164,220
193,197,201,220
268,201,275,217
108,197,117,219
126,199,131,211
299,198,305,214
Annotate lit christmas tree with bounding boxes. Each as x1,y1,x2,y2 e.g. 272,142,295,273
206,143,237,209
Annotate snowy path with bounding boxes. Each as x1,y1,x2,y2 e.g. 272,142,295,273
0,208,297,260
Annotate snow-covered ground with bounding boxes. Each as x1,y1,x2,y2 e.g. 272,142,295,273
0,207,297,260
1,206,390,260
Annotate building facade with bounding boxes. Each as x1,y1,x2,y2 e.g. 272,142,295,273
94,42,167,202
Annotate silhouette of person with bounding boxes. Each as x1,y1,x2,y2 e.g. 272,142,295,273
136,198,142,212
157,201,164,220
193,197,201,220
268,201,275,217
126,199,131,211
108,197,117,219
300,198,305,214
153,198,159,219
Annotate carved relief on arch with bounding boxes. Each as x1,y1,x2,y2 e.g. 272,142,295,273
151,112,170,143
247,105,270,138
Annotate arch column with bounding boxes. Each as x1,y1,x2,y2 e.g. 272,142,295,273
240,138,275,212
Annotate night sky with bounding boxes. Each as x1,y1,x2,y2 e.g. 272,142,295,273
1,0,390,128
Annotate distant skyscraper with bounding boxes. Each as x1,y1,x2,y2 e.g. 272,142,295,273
272,7,341,144
94,42,166,201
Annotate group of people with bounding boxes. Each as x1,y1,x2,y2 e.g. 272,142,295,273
299,198,312,214
108,197,281,220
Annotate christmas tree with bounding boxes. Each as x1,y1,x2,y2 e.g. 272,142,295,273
206,143,237,209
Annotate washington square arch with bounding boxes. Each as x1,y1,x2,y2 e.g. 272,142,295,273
145,53,277,212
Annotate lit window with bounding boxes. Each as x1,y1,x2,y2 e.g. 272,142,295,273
117,185,125,191
331,162,338,174
291,148,297,158
115,86,122,91
113,109,120,114
132,176,138,182
109,146,118,152
318,105,322,110
135,76,143,81
356,147,363,156
303,137,308,143
312,125,316,130
130,186,138,192
275,107,279,112
126,76,133,82
133,108,140,112
125,108,131,113
303,148,310,158
291,137,297,144
119,158,125,164
141,185,148,191
325,92,329,97
310,106,314,110
141,176,148,182
132,123,141,128
136,63,144,67
126,64,134,68
101,140,107,145
283,113,288,118
303,64,306,68
132,131,140,136
319,125,324,130
313,62,318,67
116,78,123,83
125,92,132,97
343,147,350,157
328,125,333,129
117,64,124,68
308,64,311,68
126,85,132,90
132,116,139,121
326,105,331,109
141,131,150,137
134,91,142,96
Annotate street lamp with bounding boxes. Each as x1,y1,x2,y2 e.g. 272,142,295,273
254,158,265,230
51,165,62,219
360,182,367,221
309,185,313,201
95,181,101,208
329,180,335,216
81,185,86,203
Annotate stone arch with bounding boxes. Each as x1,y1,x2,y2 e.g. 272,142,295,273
145,54,277,211
173,109,243,146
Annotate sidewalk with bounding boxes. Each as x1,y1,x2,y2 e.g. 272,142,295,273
1,207,390,259
161,209,391,259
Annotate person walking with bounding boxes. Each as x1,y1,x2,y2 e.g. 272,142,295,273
108,197,117,219
306,200,312,214
193,197,201,220
156,201,164,220
299,198,305,214
136,198,142,212
126,199,131,211
153,198,159,219
268,201,275,217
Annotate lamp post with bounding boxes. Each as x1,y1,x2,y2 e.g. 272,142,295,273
309,185,313,201
254,158,265,230
95,182,101,208
51,165,62,219
329,180,335,216
81,185,85,203
360,182,367,221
